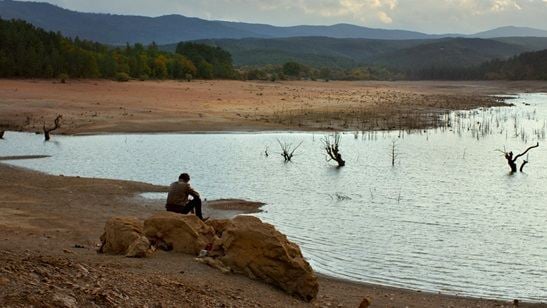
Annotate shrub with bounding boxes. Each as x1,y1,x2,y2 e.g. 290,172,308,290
58,73,69,84
115,72,130,82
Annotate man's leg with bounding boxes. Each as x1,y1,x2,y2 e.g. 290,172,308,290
166,204,184,214
183,198,203,220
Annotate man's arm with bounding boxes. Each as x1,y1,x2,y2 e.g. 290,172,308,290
188,185,200,199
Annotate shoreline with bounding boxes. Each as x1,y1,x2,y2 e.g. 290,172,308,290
0,162,543,307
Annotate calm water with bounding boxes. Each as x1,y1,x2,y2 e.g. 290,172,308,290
1,94,546,302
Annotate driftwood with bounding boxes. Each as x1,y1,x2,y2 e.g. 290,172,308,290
501,142,540,173
322,134,345,167
43,115,62,141
277,139,303,162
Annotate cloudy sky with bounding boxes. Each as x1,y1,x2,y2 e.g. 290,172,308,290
28,0,547,33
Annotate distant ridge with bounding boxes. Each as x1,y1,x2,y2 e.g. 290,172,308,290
471,26,547,39
181,37,547,69
2,0,547,45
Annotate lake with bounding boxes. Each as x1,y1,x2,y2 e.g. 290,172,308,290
1,93,546,302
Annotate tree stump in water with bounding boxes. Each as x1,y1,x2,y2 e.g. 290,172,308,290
502,142,539,173
43,115,62,141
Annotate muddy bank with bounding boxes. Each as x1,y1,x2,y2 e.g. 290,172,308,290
2,79,543,135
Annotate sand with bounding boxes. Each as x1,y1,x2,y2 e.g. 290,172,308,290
2,79,546,134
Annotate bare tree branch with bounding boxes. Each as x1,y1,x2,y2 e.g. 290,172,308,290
322,134,345,167
277,139,303,162
43,115,62,141
514,142,539,161
501,142,539,173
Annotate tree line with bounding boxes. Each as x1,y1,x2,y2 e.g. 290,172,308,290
0,19,235,80
404,50,547,81
243,51,547,82
242,61,400,81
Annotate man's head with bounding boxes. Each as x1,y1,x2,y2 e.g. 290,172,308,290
179,173,190,183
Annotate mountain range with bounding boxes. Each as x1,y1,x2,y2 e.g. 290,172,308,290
2,0,547,45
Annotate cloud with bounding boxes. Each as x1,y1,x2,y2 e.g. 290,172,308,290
377,11,394,24
490,0,522,11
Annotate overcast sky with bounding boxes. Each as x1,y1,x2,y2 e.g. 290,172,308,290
27,0,547,33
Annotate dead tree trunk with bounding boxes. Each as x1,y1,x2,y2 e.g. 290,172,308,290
502,142,539,173
277,139,303,162
0,131,4,139
43,115,62,141
322,134,345,167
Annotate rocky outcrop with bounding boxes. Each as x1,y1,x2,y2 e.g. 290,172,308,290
212,216,318,301
143,212,216,255
99,213,318,301
99,217,151,258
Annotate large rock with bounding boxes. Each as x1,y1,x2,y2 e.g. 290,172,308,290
214,216,319,301
144,212,216,255
99,217,151,258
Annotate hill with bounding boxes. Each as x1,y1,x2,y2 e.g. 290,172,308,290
371,38,530,70
167,37,425,68
471,26,547,39
165,37,547,70
478,49,547,80
2,0,547,46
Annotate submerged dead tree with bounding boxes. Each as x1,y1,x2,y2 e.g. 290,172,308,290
0,131,4,139
322,134,345,167
277,139,303,162
43,115,62,141
500,142,540,173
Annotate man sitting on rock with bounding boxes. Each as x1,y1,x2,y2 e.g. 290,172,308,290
166,173,207,220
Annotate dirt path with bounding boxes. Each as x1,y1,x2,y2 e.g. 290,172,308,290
2,79,545,134
0,162,539,307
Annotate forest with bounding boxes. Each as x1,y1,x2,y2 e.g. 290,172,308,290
0,19,235,80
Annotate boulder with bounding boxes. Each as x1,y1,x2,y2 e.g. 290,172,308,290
99,217,151,258
215,216,318,301
144,212,216,255
206,219,231,237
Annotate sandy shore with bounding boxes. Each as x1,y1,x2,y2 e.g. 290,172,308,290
2,79,546,134
0,162,540,307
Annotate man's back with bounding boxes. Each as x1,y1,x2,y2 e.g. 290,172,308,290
166,181,199,206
